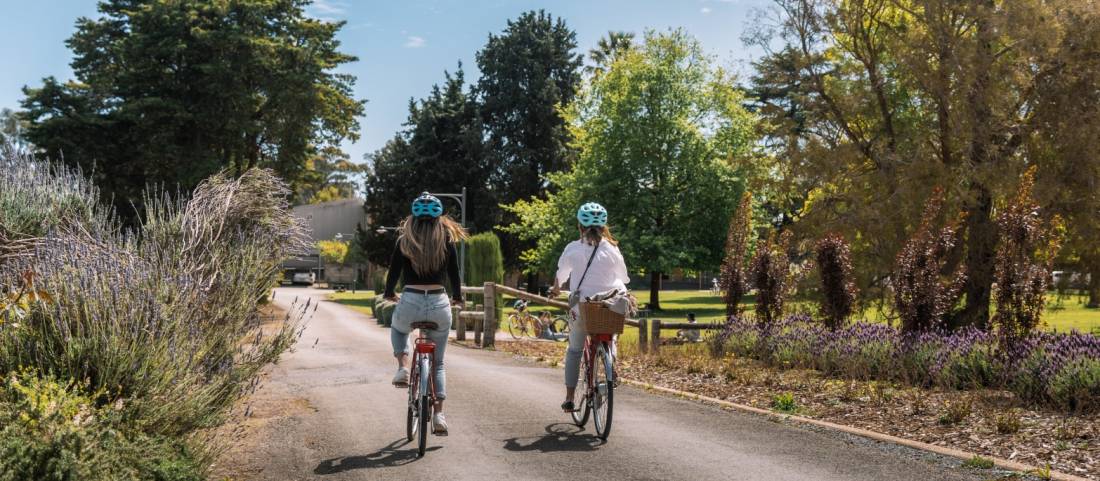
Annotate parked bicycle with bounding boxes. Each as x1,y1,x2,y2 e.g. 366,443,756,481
506,299,569,341
406,321,442,457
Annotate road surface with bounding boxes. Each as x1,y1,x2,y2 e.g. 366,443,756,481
225,287,997,481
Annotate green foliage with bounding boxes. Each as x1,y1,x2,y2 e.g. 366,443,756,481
318,240,350,266
296,146,366,205
20,0,364,221
504,29,754,294
362,67,492,266
465,232,505,314
476,10,582,270
962,456,994,470
0,370,203,481
771,392,797,413
938,399,972,425
0,144,110,244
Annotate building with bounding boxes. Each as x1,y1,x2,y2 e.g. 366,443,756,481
283,198,368,282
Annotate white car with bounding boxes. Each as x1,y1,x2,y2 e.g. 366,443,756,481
292,272,316,285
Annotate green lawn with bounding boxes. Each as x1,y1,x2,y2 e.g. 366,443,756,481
326,289,1100,334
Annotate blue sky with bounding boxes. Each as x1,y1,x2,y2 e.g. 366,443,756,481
0,0,772,163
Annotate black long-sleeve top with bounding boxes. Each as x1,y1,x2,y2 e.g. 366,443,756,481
384,241,463,301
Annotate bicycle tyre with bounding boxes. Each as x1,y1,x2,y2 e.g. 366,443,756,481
506,313,524,339
417,393,430,456
570,351,591,427
550,316,569,342
593,343,614,440
406,362,419,441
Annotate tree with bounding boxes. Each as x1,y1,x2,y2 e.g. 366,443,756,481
20,0,364,219
361,66,492,266
476,10,582,285
318,239,350,265
504,30,756,310
586,31,635,75
465,232,505,311
0,108,28,150
295,146,365,204
750,0,1100,329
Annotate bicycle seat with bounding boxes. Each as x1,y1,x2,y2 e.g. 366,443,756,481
410,321,438,330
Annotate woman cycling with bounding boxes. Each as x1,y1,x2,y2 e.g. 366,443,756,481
548,202,629,413
384,192,467,435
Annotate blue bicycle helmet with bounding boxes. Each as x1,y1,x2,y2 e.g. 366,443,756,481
411,192,443,218
576,202,608,227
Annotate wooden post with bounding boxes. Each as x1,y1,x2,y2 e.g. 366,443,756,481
650,320,662,353
483,282,497,348
638,318,648,353
474,304,484,346
456,307,466,341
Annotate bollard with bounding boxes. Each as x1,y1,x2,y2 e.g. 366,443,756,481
483,283,497,348
638,318,648,353
474,304,484,346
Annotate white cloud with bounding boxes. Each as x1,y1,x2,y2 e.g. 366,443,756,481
404,36,426,48
307,0,347,20
700,6,712,14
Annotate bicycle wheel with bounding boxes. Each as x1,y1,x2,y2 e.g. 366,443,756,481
406,362,420,441
570,350,591,427
417,356,431,456
550,316,569,342
526,316,542,339
592,343,614,440
417,393,430,456
506,313,524,339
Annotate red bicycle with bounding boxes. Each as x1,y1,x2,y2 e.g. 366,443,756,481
406,321,440,457
569,330,616,440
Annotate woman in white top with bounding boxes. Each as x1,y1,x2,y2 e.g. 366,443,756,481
548,202,630,413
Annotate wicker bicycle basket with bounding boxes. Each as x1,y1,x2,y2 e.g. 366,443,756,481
580,301,626,335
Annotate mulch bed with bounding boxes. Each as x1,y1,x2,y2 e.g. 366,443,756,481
487,338,1100,479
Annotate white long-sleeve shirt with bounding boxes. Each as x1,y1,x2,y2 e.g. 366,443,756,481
554,238,630,299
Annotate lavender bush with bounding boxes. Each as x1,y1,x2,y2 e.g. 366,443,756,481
712,315,1100,412
0,144,310,464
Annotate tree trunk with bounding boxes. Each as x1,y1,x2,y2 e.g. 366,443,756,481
954,186,996,329
649,271,662,311
1087,262,1100,309
525,272,539,294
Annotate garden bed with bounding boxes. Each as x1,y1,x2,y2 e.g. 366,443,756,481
492,338,1100,479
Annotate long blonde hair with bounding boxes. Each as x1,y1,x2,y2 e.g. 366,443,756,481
398,215,468,275
580,224,618,246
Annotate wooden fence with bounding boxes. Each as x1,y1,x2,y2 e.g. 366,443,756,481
455,282,727,351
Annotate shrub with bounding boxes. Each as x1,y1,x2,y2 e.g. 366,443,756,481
711,315,1100,412
465,232,504,319
750,230,795,327
892,189,965,332
962,455,994,469
720,192,753,316
318,240,350,265
993,409,1022,434
0,370,203,481
938,398,972,425
771,392,797,412
992,167,1065,341
814,233,858,330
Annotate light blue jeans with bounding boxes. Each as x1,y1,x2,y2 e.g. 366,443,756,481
391,291,452,400
565,309,587,388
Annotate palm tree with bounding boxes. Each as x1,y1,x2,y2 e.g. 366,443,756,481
586,31,635,75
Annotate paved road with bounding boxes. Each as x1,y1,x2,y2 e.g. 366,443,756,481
234,287,992,481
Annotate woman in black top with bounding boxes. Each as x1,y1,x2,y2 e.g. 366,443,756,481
385,192,466,435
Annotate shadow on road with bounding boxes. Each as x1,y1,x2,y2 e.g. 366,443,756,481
313,438,439,474
502,423,604,453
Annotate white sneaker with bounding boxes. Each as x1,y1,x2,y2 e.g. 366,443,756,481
392,367,409,387
432,412,448,436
